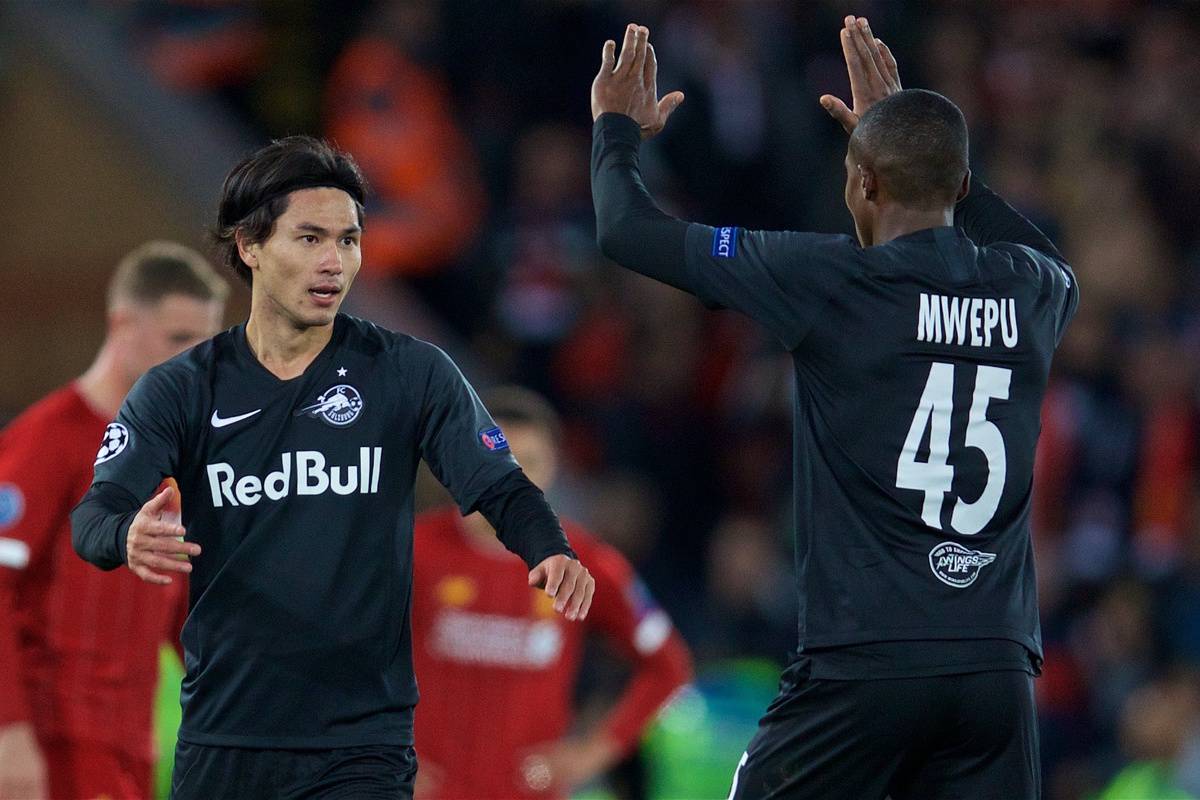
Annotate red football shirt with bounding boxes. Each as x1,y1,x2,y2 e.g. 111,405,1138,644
0,384,186,761
411,507,692,799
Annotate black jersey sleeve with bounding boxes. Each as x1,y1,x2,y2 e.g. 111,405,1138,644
475,471,575,569
71,366,186,569
591,112,693,293
416,345,520,514
591,111,862,350
955,178,1079,345
954,178,1063,261
683,225,861,350
70,481,141,569
90,366,185,499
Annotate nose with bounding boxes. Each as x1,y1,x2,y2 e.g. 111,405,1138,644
318,240,343,274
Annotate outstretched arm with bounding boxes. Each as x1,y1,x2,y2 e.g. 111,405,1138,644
590,24,691,292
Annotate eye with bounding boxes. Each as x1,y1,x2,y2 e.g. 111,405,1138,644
341,236,359,247
300,234,318,244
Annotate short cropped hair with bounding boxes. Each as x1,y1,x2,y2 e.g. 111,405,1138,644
213,135,368,286
107,240,229,312
849,89,969,209
481,386,563,445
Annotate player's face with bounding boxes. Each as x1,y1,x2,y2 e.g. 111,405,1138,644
120,294,224,380
502,423,558,490
247,187,362,329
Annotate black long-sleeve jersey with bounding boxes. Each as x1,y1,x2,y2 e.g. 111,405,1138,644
72,314,573,747
592,113,1079,677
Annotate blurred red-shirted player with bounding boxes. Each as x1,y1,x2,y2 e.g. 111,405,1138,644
412,387,692,800
0,242,227,800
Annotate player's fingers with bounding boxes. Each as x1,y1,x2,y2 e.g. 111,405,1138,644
544,559,566,598
137,518,187,539
578,573,596,620
820,94,858,134
600,39,616,72
631,26,649,83
527,563,547,589
877,39,902,89
131,564,173,585
855,17,891,87
614,23,639,74
848,17,885,92
643,41,657,92
840,20,870,97
137,553,192,574
142,536,200,556
553,566,580,613
657,90,685,121
143,485,174,512
564,568,591,620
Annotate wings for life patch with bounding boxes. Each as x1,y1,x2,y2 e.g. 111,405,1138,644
479,426,509,452
94,423,130,465
711,226,739,258
929,541,996,588
297,384,364,427
0,483,24,530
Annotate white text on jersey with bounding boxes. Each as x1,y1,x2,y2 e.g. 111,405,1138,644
917,293,1018,348
206,447,383,507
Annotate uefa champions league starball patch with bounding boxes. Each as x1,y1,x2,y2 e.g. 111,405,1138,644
94,423,130,465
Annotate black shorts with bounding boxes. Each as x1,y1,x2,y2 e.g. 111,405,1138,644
170,741,417,800
727,656,1039,800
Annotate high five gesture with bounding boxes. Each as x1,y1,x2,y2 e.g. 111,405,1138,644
820,15,902,134
591,24,684,139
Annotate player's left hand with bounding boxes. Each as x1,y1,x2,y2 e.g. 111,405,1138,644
820,15,902,134
591,23,685,139
528,554,594,621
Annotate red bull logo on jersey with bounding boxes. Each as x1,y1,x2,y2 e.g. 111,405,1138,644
206,447,382,507
929,541,997,588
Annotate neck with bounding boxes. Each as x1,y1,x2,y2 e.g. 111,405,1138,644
866,205,954,246
76,343,132,419
245,300,335,380
462,511,507,551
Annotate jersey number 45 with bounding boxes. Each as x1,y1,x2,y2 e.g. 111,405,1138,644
896,362,1011,535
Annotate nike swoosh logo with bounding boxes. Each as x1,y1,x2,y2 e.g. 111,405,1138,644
210,408,262,428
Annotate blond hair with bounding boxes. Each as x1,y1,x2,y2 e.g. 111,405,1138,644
107,240,229,311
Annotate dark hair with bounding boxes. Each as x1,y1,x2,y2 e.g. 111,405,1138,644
108,240,229,310
213,135,368,285
849,89,969,209
480,386,563,445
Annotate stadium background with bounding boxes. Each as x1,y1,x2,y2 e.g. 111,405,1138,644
1,0,1198,798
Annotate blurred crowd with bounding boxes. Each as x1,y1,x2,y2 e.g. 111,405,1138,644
84,0,1200,797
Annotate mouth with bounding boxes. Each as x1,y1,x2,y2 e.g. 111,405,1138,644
308,284,342,306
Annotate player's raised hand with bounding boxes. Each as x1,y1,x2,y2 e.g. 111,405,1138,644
528,554,594,621
591,23,685,139
821,15,902,134
125,484,200,585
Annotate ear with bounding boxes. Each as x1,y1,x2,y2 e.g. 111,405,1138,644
859,164,878,203
957,170,971,203
235,228,260,269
